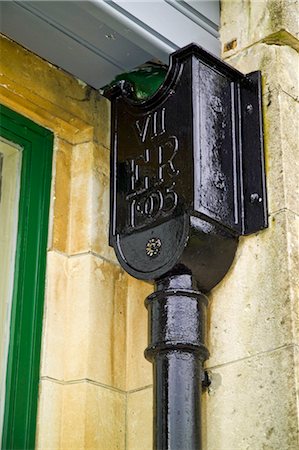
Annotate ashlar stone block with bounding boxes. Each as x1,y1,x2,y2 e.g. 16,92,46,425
203,346,299,450
60,382,126,450
84,383,126,450
40,251,68,380
41,251,128,390
66,140,117,263
36,380,63,450
264,91,299,216
207,210,298,368
220,0,299,58
51,138,72,253
88,255,127,390
125,276,153,391
127,387,153,450
48,137,116,262
224,44,299,102
37,380,126,450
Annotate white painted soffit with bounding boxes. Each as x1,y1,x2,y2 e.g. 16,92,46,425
0,0,220,89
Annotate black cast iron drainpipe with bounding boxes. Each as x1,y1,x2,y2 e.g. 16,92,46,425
104,43,268,450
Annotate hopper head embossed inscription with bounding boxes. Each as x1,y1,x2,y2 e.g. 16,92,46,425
126,108,180,229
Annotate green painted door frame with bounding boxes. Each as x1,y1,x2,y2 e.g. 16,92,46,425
0,104,53,449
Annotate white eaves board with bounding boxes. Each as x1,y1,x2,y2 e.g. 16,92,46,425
0,0,220,89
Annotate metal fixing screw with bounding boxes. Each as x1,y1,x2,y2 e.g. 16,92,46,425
246,103,253,114
250,193,262,204
201,370,212,391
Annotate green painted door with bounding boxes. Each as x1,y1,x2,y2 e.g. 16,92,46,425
0,105,53,449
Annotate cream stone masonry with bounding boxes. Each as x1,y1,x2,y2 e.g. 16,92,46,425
127,387,153,450
36,380,63,449
203,346,298,450
50,137,117,261
37,380,126,449
221,0,299,56
224,44,298,101
207,210,298,367
41,252,128,389
125,277,153,392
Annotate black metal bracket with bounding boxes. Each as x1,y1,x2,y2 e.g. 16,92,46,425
202,370,212,392
105,43,268,450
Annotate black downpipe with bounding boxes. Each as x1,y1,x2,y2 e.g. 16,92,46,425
145,273,209,450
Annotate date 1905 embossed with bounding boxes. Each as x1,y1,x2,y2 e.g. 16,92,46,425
126,108,179,229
